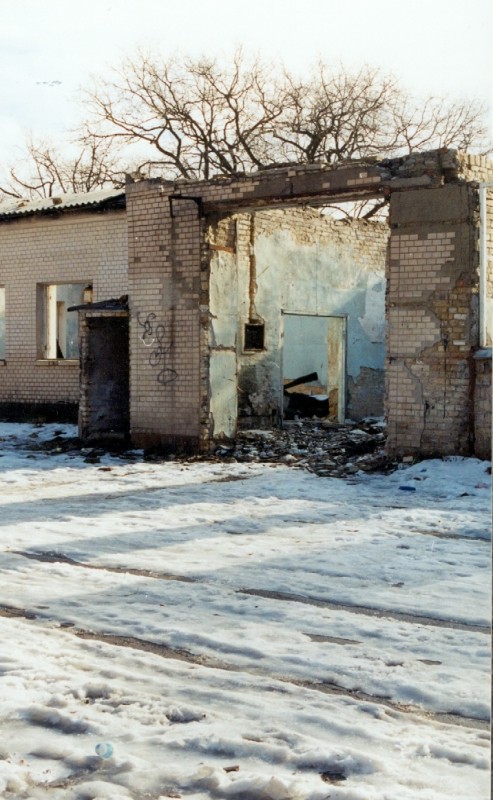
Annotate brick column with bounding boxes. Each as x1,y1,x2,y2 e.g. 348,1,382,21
127,183,205,452
386,185,479,457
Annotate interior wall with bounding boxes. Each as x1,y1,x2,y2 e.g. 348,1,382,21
208,221,238,439
226,208,389,424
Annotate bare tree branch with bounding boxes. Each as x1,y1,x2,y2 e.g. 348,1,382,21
0,135,127,200
2,51,490,203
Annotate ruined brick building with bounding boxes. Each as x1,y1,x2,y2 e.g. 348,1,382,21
0,149,491,458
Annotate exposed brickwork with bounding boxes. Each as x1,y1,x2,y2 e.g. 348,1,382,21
482,188,493,347
1,150,490,458
229,208,388,423
127,186,204,450
473,352,492,459
386,185,480,456
0,210,127,407
127,153,491,456
457,154,493,184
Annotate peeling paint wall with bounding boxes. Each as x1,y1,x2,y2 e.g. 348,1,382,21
207,217,238,439
240,209,387,422
124,150,490,456
208,208,389,428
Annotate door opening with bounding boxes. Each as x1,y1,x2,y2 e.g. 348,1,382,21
281,313,347,423
82,315,130,442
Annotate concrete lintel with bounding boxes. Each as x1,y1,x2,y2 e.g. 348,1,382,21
383,175,435,190
390,184,471,226
203,188,384,215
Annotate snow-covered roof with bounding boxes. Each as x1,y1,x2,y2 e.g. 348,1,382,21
0,186,125,219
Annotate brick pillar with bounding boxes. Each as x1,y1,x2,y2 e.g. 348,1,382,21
473,351,492,459
127,183,206,452
386,185,479,457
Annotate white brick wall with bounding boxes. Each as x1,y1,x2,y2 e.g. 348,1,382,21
0,210,127,405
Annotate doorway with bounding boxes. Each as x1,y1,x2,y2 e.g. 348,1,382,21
82,315,130,442
281,313,347,423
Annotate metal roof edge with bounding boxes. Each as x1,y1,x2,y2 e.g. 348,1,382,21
0,187,126,221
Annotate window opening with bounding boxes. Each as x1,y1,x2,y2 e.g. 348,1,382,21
244,322,265,351
38,283,88,359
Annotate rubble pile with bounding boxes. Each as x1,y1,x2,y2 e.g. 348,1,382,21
214,419,394,477
22,420,394,477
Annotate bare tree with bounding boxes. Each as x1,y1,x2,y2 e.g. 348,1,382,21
82,50,285,180
81,51,491,182
2,51,489,203
388,94,491,154
272,64,401,164
0,135,126,201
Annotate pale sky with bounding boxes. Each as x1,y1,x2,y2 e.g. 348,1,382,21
1,0,492,167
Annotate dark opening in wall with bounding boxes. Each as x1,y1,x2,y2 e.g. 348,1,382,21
244,322,265,351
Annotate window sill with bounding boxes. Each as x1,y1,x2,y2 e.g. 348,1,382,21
35,359,79,366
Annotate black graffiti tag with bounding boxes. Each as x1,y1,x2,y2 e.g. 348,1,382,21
137,312,178,386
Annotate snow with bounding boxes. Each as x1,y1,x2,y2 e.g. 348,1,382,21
0,422,490,799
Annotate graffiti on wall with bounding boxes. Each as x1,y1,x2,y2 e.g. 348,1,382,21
137,312,178,386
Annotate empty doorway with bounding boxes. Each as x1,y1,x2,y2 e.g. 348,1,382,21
82,314,130,442
282,313,347,422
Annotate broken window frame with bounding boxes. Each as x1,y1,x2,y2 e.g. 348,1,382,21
36,282,89,361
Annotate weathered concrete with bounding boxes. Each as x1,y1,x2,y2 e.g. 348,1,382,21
0,149,490,458
206,209,388,430
473,350,492,459
127,149,491,456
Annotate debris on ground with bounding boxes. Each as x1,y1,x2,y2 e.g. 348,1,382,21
210,418,394,477
22,419,395,478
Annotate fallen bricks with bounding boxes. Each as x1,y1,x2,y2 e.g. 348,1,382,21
212,419,395,478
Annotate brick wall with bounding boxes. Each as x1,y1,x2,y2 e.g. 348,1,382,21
127,151,490,455
457,153,493,184
486,189,493,346
386,185,479,456
126,184,205,451
0,210,127,410
473,351,492,459
459,155,493,348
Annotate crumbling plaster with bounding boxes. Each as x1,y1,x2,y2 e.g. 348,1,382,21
125,149,491,457
207,208,388,433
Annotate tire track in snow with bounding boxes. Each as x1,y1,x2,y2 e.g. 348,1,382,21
0,602,487,732
12,549,490,634
237,588,490,634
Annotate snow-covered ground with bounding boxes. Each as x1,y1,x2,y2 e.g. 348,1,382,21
0,422,490,799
